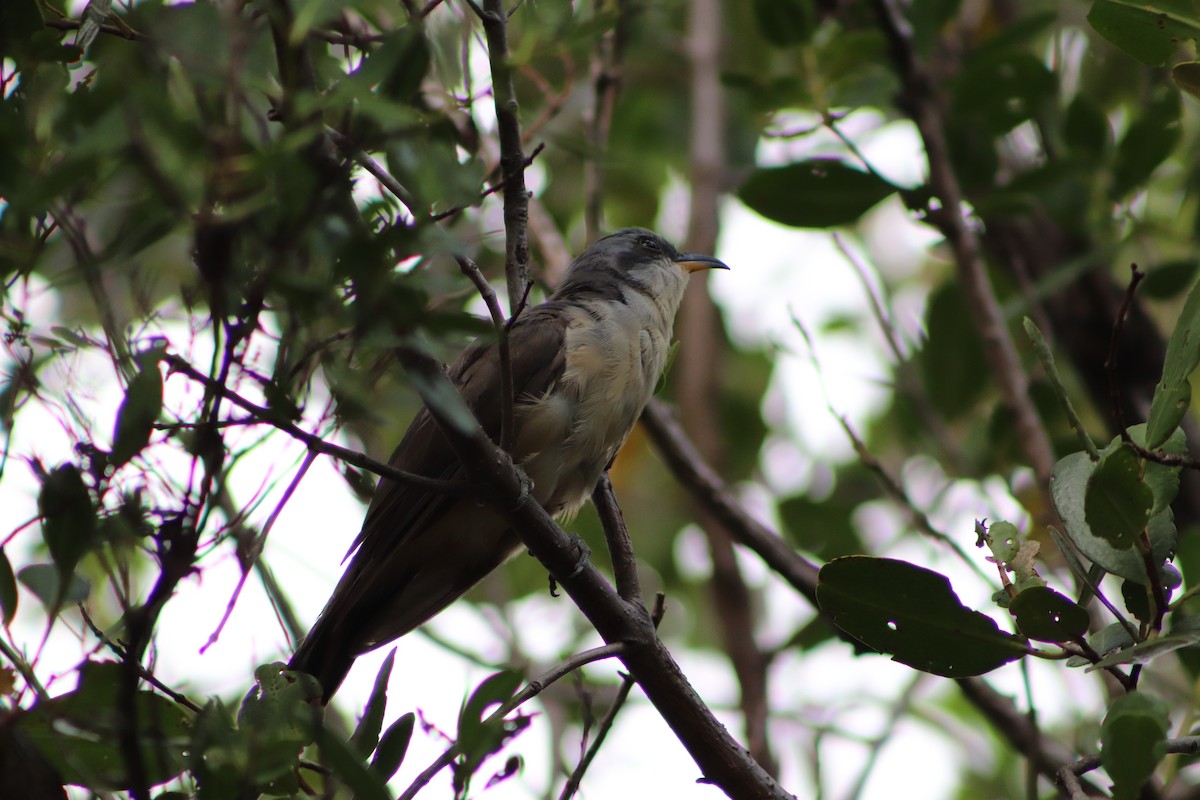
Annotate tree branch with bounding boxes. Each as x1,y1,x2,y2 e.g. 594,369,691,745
478,0,532,312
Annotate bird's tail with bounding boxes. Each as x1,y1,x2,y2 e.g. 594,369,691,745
287,617,356,705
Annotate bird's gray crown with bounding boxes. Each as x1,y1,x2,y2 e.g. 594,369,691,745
553,228,681,299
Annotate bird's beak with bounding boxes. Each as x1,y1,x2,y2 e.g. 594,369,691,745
674,253,730,273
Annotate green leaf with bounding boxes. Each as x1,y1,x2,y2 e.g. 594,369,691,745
1141,260,1199,300
1066,622,1138,667
816,556,1028,677
1101,692,1170,799
111,357,164,467
918,282,989,418
1147,278,1200,447
370,712,415,782
951,51,1057,134
737,160,898,229
0,548,16,625
16,564,90,609
236,664,322,788
18,661,190,790
1052,445,1177,584
315,724,392,800
752,0,816,47
1085,442,1153,548
1111,86,1181,199
455,670,526,794
1063,93,1112,158
352,648,396,758
1009,586,1090,643
37,463,97,587
1088,0,1200,67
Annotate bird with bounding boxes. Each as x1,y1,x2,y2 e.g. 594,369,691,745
288,227,729,703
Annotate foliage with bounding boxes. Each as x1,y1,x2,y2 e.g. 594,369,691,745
4,0,1200,798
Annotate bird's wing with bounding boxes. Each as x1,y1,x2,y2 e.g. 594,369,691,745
344,303,570,567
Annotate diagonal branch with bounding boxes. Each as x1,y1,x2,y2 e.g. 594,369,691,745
870,0,1056,490
394,345,791,800
641,397,1098,792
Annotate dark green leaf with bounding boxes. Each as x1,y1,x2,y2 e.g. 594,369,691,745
16,564,89,609
355,28,431,105
816,556,1028,677
370,712,415,782
111,357,164,467
1088,0,1200,67
0,548,16,626
738,160,898,229
458,669,524,755
36,463,96,586
236,664,322,788
1009,586,1090,642
752,0,816,47
18,661,190,790
352,648,396,758
315,724,392,800
1101,692,1170,800
1140,260,1199,300
910,0,965,56
917,281,989,418
1147,278,1200,447
1063,93,1112,158
455,669,526,793
1112,87,1181,199
1085,442,1153,548
1051,444,1177,584
952,51,1057,134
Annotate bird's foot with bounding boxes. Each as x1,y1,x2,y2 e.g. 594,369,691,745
509,463,534,510
548,534,591,597
566,534,591,578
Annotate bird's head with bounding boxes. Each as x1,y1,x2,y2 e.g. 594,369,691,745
554,228,729,301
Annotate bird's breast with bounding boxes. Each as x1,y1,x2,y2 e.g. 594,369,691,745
515,296,676,518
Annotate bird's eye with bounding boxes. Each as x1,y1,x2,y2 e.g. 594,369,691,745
640,237,661,252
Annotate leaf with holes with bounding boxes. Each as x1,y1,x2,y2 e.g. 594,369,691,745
1009,586,1090,643
817,556,1028,677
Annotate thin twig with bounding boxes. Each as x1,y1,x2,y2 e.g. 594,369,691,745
591,474,641,602
326,127,418,214
478,0,532,312
200,449,318,654
78,605,203,713
560,594,666,800
43,17,149,43
164,353,476,496
456,256,517,453
398,642,626,800
1109,264,1146,439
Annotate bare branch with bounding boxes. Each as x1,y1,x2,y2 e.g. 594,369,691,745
591,474,641,602
478,0,532,312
